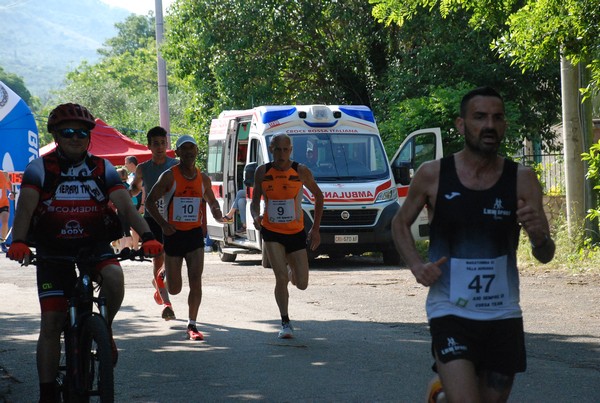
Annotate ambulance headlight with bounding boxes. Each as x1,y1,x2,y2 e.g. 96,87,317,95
375,188,397,203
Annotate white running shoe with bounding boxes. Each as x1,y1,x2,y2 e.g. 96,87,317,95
278,322,294,339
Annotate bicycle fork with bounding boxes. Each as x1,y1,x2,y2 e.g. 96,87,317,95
63,274,109,398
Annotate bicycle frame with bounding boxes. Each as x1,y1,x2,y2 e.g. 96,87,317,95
30,247,146,403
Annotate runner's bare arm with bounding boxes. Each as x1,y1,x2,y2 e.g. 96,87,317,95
299,164,323,250
250,165,266,230
516,165,555,263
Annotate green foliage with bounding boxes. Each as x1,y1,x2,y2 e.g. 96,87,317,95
582,140,600,225
47,13,194,149
0,67,35,107
164,0,385,129
370,0,600,102
372,8,561,156
517,210,600,274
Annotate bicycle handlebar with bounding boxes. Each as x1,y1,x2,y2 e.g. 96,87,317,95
26,247,150,266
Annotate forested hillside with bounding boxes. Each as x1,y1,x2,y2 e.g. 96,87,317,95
0,0,130,98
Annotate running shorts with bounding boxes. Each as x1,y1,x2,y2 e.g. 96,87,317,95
261,227,307,254
163,226,204,257
430,315,526,375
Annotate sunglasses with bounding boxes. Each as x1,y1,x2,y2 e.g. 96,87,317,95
58,128,91,139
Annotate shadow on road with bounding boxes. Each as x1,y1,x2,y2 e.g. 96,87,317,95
1,309,599,402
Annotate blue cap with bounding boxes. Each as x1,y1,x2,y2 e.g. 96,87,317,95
175,135,197,149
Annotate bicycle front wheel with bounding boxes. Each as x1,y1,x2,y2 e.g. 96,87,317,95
78,315,114,402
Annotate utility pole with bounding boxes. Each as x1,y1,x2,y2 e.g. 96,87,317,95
155,0,171,146
560,56,587,237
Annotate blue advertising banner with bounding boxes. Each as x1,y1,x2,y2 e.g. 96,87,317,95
0,81,39,243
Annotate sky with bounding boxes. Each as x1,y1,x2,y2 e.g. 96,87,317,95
100,0,175,16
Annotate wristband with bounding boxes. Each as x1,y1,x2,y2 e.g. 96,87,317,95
141,232,156,243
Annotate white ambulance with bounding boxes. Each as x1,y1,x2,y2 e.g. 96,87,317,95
205,104,442,266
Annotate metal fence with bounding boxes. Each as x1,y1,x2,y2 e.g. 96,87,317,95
517,154,565,195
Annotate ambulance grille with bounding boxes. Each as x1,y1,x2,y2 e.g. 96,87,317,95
317,209,378,226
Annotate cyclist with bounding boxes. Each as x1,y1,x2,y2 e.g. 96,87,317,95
6,103,163,403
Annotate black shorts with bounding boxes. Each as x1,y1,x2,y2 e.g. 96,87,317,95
430,315,526,376
36,244,118,313
261,227,307,254
0,206,8,213
163,226,204,257
144,215,164,242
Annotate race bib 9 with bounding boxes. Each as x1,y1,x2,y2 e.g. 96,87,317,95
267,199,295,223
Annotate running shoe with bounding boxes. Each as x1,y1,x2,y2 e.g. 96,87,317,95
162,304,176,321
186,325,204,341
278,322,294,339
427,377,445,403
0,243,7,253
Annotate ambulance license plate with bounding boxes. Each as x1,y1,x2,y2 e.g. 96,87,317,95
334,235,358,243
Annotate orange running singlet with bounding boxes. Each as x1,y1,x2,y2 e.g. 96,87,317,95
165,165,204,231
261,162,304,235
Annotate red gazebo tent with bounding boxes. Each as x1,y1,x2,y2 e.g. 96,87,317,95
39,118,175,165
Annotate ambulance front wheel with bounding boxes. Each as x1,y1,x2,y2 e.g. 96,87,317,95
218,242,237,262
382,249,401,265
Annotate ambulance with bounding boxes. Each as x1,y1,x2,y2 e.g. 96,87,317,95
205,104,442,266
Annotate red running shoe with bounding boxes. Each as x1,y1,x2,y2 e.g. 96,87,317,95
186,325,204,341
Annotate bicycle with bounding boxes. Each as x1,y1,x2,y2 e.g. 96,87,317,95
28,247,148,403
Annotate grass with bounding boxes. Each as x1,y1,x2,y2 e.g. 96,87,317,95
517,214,600,276
411,214,600,276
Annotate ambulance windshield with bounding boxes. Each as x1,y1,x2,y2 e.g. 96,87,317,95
268,133,390,181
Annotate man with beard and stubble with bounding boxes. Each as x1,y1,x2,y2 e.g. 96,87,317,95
391,87,555,403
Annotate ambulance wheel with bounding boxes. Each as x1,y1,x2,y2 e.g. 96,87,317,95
261,249,271,269
328,252,345,260
382,249,401,265
218,243,236,262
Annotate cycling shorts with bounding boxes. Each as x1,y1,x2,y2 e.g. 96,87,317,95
36,244,119,313
430,315,526,376
163,226,204,257
261,227,307,254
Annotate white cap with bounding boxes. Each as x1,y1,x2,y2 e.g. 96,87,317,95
175,135,197,149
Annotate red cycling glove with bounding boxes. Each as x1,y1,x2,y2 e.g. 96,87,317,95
142,239,163,257
7,241,32,262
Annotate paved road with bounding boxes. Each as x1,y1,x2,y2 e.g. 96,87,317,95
1,252,599,402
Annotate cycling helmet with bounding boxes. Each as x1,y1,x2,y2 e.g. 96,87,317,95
47,103,96,132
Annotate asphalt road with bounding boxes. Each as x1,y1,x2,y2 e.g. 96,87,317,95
1,252,599,402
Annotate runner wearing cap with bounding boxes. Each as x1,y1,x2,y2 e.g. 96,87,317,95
145,134,226,340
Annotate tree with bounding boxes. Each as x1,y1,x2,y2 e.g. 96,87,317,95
371,0,600,239
372,8,561,156
163,0,387,129
0,67,35,107
49,13,194,148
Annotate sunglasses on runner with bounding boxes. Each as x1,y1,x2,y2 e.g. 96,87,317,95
58,128,91,139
